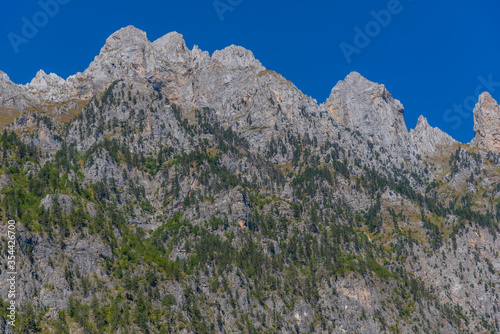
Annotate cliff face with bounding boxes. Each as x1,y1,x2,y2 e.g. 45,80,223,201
0,26,500,333
323,72,415,161
410,115,458,157
472,92,500,153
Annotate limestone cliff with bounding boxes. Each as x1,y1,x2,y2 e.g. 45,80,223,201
472,92,500,153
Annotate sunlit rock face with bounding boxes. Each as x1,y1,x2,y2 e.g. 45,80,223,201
410,115,457,157
472,92,500,154
322,71,416,162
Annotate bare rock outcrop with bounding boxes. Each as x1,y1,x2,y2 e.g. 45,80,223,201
0,26,499,333
410,115,457,157
471,92,500,153
322,72,415,161
0,70,34,110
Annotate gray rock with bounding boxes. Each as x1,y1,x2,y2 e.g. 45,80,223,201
40,194,74,213
410,115,458,157
322,71,415,161
471,92,500,153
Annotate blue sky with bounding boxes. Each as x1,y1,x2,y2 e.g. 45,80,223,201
1,0,499,143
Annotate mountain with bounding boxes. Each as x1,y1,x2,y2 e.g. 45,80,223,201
322,71,415,162
0,26,499,333
472,92,500,154
410,115,458,157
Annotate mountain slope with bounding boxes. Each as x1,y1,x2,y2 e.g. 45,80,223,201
0,26,499,334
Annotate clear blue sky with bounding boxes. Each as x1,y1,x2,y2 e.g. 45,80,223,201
1,0,499,143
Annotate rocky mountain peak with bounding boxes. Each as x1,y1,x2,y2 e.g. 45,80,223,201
212,45,263,70
0,69,32,110
322,72,413,159
324,71,404,126
152,31,190,63
0,70,12,83
2,28,500,334
21,69,74,102
27,70,65,90
82,26,154,92
342,71,375,87
472,92,500,153
416,114,429,127
101,25,149,53
410,115,457,157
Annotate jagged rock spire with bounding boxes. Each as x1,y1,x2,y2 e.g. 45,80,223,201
322,71,414,160
471,92,500,154
410,115,457,156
